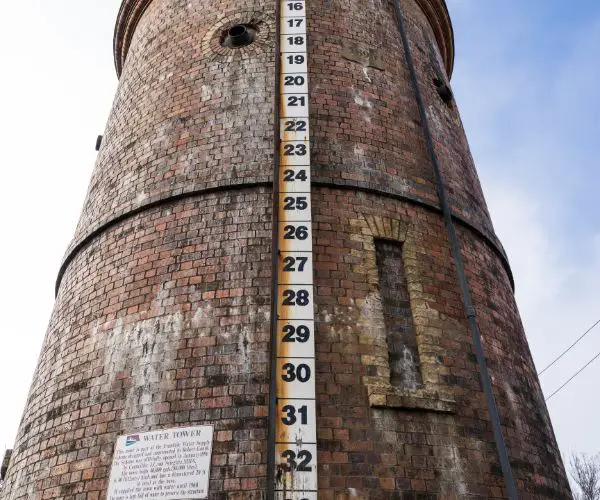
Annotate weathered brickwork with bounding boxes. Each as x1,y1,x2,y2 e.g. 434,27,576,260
374,240,422,389
4,190,273,500
310,189,570,498
1,0,571,498
307,0,497,248
65,0,277,260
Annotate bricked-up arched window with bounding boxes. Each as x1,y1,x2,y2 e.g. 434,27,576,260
374,240,422,389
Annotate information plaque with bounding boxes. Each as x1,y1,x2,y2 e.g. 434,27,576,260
107,426,214,500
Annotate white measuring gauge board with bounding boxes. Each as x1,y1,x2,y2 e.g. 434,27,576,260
275,0,318,498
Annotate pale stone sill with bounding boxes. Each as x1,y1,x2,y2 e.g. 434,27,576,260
366,383,456,413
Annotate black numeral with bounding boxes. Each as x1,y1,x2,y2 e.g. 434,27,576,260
287,36,305,46
283,144,307,156
282,289,310,306
284,120,307,132
284,75,306,86
282,324,311,343
283,197,308,211
297,450,312,471
283,225,309,240
283,256,309,272
286,2,304,11
286,55,305,64
281,450,313,472
283,169,308,182
281,363,311,383
287,18,304,27
287,96,306,107
282,405,308,425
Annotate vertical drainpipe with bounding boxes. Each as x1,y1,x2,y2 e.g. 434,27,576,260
392,1,519,498
267,0,283,497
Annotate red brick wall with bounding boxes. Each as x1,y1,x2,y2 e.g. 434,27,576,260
65,0,277,261
5,189,274,499
311,188,570,498
1,0,571,498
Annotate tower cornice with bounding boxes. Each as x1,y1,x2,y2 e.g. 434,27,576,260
414,0,455,76
113,0,455,77
114,0,153,77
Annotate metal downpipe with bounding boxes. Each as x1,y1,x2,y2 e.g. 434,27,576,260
392,1,519,498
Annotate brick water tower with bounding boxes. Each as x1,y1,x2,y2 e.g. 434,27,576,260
1,0,571,498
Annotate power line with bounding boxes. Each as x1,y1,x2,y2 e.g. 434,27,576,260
538,318,600,376
545,350,600,401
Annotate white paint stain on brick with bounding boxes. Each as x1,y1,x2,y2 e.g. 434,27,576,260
371,412,469,495
158,71,173,82
192,301,214,328
317,306,333,324
353,144,365,159
200,85,212,102
236,325,252,375
101,313,184,425
392,345,421,390
438,442,468,496
354,94,373,109
136,190,149,204
504,381,524,434
426,104,443,134
362,66,372,83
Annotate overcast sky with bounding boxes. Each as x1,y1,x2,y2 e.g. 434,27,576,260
0,0,598,469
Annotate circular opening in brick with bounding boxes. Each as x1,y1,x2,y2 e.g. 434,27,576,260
221,24,256,48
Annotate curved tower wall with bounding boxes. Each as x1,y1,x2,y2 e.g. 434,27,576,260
1,0,571,498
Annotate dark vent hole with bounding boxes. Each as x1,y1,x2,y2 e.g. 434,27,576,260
433,78,454,104
222,24,256,48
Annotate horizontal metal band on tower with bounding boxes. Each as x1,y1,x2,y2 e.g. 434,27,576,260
55,180,515,296
113,0,455,77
